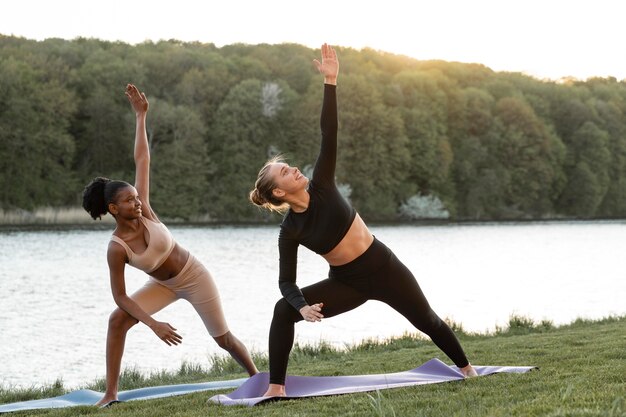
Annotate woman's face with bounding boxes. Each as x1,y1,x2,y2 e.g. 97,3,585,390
268,162,309,198
109,186,142,219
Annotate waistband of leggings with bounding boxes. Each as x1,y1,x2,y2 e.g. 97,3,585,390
329,237,391,279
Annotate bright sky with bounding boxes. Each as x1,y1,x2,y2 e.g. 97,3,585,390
1,0,624,81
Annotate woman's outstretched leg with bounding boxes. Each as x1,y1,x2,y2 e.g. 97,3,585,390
96,281,176,406
372,253,474,372
181,258,259,376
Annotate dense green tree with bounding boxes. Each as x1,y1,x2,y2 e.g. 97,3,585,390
391,70,454,209
173,53,235,126
588,95,626,216
277,83,326,170
0,57,77,208
337,75,411,219
135,40,217,100
452,132,511,219
71,49,145,180
550,96,594,141
491,97,565,216
2,35,626,221
460,87,496,137
247,43,316,94
449,88,498,218
146,99,210,220
206,78,299,220
558,161,604,217
558,121,610,216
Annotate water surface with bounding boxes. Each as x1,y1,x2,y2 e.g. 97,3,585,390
0,222,623,388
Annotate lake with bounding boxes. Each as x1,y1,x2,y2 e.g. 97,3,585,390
0,221,624,388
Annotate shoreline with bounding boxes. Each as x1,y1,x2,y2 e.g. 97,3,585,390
2,206,626,229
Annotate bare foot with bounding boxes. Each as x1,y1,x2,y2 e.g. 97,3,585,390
263,383,286,397
460,364,478,378
95,395,118,407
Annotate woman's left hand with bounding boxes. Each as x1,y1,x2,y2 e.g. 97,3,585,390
300,302,324,322
125,83,149,115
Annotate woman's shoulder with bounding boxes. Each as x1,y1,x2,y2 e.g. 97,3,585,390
308,175,335,193
107,236,131,262
279,212,301,236
280,212,294,229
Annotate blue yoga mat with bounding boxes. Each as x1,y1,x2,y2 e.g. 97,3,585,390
0,378,246,413
209,358,537,406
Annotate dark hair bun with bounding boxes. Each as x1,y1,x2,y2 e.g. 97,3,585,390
82,177,110,220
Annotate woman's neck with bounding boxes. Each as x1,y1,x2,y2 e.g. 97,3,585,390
115,216,141,234
287,189,310,213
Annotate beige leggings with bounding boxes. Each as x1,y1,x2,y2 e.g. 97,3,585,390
130,254,229,337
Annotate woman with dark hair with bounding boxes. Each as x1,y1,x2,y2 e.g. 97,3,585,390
250,44,476,397
83,84,258,406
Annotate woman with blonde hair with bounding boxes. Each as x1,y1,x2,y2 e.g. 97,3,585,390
250,44,476,397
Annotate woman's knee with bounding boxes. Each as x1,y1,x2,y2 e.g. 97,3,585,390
213,331,235,350
108,308,138,331
273,298,300,322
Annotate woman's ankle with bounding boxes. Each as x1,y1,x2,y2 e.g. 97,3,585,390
95,393,118,406
460,364,478,378
264,383,286,397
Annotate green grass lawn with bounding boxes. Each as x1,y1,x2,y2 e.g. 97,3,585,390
2,316,624,417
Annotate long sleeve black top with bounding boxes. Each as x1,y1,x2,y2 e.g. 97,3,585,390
277,84,356,311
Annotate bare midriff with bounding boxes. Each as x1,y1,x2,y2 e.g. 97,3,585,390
149,243,190,281
322,213,374,266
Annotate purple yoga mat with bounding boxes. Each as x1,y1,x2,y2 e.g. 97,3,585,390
208,358,537,406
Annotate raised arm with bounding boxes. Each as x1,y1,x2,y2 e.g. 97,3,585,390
125,84,156,219
312,44,339,185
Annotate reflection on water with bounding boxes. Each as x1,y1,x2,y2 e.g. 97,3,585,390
0,221,624,388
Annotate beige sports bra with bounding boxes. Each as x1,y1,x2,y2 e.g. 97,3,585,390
110,216,176,273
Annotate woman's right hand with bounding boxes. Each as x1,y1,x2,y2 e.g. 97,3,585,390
300,303,324,322
313,44,338,85
149,321,183,346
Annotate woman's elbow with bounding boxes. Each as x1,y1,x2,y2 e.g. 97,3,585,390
111,292,129,308
134,154,150,165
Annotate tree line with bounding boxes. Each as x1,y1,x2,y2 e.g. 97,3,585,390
1,35,625,222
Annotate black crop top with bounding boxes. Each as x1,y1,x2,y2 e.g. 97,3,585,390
277,84,357,311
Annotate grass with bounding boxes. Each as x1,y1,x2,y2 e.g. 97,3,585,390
1,315,624,417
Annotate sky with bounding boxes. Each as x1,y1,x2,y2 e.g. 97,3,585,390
1,0,624,81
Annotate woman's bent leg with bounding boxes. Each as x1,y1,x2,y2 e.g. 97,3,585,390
96,308,137,406
268,278,368,389
96,281,176,406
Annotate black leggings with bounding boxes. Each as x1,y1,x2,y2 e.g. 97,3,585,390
268,238,469,385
